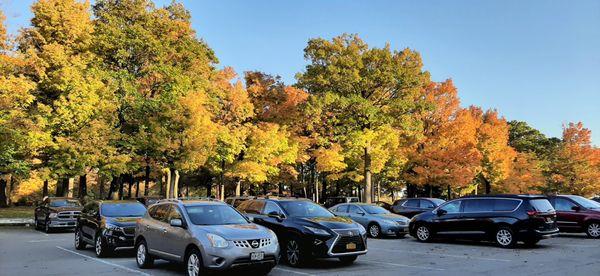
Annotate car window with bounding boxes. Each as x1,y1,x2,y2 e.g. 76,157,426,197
334,204,348,213
440,200,462,213
150,204,169,222
554,198,577,212
185,204,248,225
233,199,249,208
263,201,283,215
49,199,81,207
567,196,600,209
420,200,436,209
348,205,362,214
404,199,419,208
494,199,521,211
244,200,265,214
463,199,494,212
166,204,182,221
279,201,334,218
393,200,403,206
362,205,389,214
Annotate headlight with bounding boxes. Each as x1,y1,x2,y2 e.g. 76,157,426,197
207,233,229,248
48,213,58,218
357,224,367,235
104,222,123,235
304,226,330,236
267,229,278,242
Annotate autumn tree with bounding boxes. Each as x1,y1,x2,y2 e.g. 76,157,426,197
502,152,544,194
297,34,429,203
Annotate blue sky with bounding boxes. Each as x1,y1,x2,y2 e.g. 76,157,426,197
2,0,599,144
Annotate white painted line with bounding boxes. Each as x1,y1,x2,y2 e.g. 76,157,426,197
273,267,317,276
56,246,150,276
560,244,597,248
364,260,445,271
28,239,66,243
376,248,512,262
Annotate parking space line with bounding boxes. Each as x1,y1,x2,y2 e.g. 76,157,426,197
56,246,150,276
28,239,66,243
273,267,317,276
363,260,445,271
375,248,512,262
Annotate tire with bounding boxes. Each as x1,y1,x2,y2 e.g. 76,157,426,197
284,236,306,267
95,235,113,258
34,216,40,230
495,226,517,248
523,238,540,247
415,224,432,242
585,222,600,238
339,255,358,264
44,219,51,233
135,239,154,268
74,228,86,250
185,247,203,276
368,223,381,238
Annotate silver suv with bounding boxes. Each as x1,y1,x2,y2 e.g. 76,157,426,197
134,199,279,276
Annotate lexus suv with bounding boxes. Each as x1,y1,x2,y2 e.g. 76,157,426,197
34,197,82,233
330,203,409,238
547,195,600,238
237,198,367,267
391,198,445,218
134,199,279,276
409,195,559,248
74,200,147,257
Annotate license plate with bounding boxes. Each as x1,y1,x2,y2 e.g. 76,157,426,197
346,242,356,250
545,217,553,223
250,252,264,261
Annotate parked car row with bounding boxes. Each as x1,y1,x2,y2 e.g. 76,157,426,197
32,193,600,275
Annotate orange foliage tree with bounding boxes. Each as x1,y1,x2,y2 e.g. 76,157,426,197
502,152,544,194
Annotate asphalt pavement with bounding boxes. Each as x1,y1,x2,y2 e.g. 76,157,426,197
1,226,599,276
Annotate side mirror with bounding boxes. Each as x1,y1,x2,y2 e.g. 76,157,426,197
436,209,447,216
267,211,283,220
170,218,183,228
357,211,365,216
571,206,581,212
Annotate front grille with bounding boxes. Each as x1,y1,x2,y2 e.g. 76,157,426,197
233,238,272,249
331,229,365,254
231,255,276,266
57,211,81,219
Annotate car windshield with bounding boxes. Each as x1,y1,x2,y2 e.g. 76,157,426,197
101,203,146,217
49,199,81,207
362,205,389,214
430,198,446,206
279,201,334,218
568,196,600,209
185,205,248,225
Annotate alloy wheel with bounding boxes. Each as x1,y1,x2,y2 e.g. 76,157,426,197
286,240,300,265
75,231,80,247
369,224,380,238
187,253,200,276
137,243,146,265
95,236,102,256
588,223,600,238
496,229,512,246
416,226,430,241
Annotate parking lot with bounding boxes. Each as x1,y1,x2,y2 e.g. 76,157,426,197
1,226,599,276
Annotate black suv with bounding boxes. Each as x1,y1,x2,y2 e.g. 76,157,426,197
34,197,82,232
74,200,147,257
409,195,559,248
237,198,367,267
391,198,445,218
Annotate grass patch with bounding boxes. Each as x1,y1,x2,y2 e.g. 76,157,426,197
0,206,35,219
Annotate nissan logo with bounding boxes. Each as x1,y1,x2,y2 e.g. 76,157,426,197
251,240,259,248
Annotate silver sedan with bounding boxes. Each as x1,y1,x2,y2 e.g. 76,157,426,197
330,203,410,238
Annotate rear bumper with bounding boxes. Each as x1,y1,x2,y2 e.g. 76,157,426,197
519,228,560,240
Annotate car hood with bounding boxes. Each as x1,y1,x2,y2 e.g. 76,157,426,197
104,216,140,227
373,213,409,222
297,216,358,229
194,223,271,240
49,206,83,213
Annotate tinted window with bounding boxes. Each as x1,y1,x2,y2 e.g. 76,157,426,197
440,200,461,213
237,200,251,211
49,199,81,207
263,201,283,215
279,201,334,218
420,200,436,209
362,205,389,214
166,204,182,221
232,199,249,208
430,198,446,206
149,204,169,222
348,205,362,214
531,199,555,212
404,199,419,208
185,205,248,225
463,199,494,212
101,203,146,217
567,196,600,209
334,205,348,213
494,199,520,211
553,198,576,212
244,201,265,214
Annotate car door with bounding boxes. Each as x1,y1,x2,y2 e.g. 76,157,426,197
400,199,421,217
80,202,99,240
258,201,287,236
146,204,171,256
332,204,349,217
459,199,495,237
553,197,584,231
347,204,369,227
162,204,188,261
431,200,463,235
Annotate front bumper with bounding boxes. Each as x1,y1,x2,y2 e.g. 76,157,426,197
202,240,280,270
310,229,368,258
381,224,409,236
48,218,77,228
103,228,135,248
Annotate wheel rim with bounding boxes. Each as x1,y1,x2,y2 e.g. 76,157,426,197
588,223,600,237
286,240,300,265
137,243,146,265
369,225,380,237
95,237,102,255
496,229,512,246
416,226,429,241
75,230,80,247
187,253,200,276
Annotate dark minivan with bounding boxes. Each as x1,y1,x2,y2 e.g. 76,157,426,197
391,198,445,218
237,198,367,267
548,195,600,238
409,195,559,248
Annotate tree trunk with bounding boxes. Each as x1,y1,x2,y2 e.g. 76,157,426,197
128,181,133,199
235,179,241,197
164,169,172,199
363,146,372,203
135,180,140,198
376,179,381,202
6,174,13,205
118,175,124,200
66,177,75,198
144,165,150,196
219,160,225,200
78,174,87,199
172,169,180,198
98,176,105,199
447,185,451,200
42,180,48,198
0,176,7,207
107,177,117,200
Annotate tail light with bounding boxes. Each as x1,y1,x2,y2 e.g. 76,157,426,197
527,210,538,216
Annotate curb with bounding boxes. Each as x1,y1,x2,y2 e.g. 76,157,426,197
0,218,35,226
